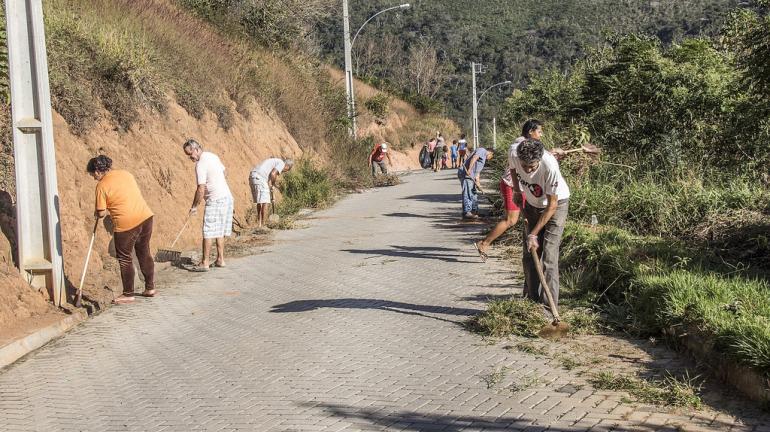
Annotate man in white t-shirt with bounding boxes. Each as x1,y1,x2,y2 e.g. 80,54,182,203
249,158,294,228
183,139,234,271
509,138,570,311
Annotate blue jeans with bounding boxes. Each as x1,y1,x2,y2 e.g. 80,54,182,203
458,173,478,215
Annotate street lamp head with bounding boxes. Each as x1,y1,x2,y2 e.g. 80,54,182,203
400,3,411,9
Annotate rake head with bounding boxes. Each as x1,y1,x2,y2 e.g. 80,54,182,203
155,249,181,263
538,320,571,339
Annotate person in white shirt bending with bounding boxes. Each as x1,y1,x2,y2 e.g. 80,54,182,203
183,139,234,272
509,138,570,312
249,158,294,228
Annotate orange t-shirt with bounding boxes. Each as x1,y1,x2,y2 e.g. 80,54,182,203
95,170,154,232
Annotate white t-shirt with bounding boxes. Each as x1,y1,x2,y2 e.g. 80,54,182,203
252,158,286,180
196,151,232,201
501,136,526,187
509,143,570,208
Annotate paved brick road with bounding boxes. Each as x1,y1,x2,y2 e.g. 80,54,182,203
0,170,767,431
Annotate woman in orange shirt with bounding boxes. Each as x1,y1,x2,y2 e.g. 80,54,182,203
88,155,155,304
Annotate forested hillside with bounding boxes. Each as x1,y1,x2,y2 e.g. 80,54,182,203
315,0,742,127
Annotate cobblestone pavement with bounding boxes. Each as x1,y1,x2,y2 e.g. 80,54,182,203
1,170,768,432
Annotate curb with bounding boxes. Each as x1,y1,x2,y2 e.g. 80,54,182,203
0,309,88,370
667,325,770,404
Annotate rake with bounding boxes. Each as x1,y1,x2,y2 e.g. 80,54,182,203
155,216,190,263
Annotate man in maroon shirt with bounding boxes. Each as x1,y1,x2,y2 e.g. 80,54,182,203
368,142,393,177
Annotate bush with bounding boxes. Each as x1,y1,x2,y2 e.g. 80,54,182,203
276,159,334,216
363,93,390,120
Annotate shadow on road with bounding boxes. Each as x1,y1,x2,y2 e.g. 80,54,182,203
401,193,458,204
270,298,480,324
296,402,583,432
342,245,477,263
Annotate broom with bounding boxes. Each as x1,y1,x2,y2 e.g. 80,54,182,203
155,216,190,263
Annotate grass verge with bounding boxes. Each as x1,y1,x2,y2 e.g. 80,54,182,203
562,223,770,375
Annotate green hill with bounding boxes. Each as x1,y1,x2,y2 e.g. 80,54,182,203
315,0,741,127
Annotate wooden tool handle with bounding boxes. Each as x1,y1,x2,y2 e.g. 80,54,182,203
169,216,191,249
530,248,561,323
77,221,99,300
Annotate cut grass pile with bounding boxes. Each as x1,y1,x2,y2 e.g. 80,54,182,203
465,298,548,338
562,223,770,374
466,296,604,339
372,174,402,188
590,370,702,409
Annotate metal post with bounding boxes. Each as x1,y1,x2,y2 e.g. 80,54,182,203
471,62,479,150
493,117,497,148
343,0,357,139
4,0,65,306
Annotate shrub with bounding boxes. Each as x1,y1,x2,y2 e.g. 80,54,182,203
276,159,334,216
363,93,390,120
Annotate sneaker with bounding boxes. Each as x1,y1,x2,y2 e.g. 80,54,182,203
463,212,480,219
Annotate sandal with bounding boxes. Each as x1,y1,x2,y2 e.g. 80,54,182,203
112,295,135,305
213,262,227,268
474,242,488,263
141,289,156,297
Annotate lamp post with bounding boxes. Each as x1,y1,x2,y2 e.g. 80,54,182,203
343,2,410,139
473,80,511,149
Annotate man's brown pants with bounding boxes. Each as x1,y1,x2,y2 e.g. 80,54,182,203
113,216,155,295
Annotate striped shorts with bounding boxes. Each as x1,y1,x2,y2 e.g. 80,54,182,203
203,196,234,239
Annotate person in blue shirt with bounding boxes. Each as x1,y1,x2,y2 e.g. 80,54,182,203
457,146,494,219
449,140,459,168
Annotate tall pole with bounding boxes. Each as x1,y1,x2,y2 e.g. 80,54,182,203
4,0,65,306
493,117,497,148
343,0,357,139
471,62,479,150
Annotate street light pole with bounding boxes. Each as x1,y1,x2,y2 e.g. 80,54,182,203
475,80,511,148
471,62,479,150
343,0,356,139
343,2,410,140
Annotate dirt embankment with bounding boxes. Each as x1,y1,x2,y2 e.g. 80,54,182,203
1,85,436,339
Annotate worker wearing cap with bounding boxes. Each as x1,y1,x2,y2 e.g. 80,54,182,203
368,142,393,177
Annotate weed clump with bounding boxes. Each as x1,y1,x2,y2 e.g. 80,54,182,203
590,371,702,409
466,298,548,338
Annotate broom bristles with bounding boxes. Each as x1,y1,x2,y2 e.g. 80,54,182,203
155,249,181,263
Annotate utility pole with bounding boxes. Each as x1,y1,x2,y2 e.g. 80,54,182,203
343,0,357,139
471,62,479,150
4,0,65,306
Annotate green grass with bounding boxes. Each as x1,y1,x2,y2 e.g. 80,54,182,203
567,167,770,239
562,223,770,374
